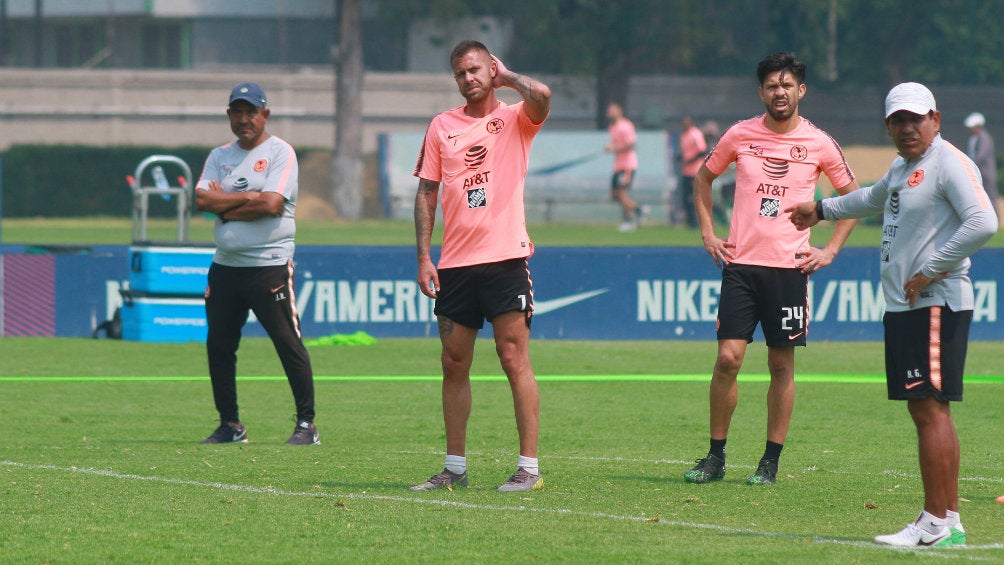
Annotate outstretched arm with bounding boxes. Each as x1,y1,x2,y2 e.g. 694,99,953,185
492,55,551,124
799,180,860,274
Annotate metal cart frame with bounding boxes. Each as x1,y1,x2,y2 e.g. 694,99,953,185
128,155,194,242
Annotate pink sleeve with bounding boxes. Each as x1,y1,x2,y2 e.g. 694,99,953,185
818,137,855,189
414,120,443,182
704,126,738,176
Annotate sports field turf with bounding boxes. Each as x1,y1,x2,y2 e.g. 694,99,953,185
3,217,1003,562
2,337,1002,564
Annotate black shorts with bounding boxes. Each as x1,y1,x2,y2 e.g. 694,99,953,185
716,263,809,346
884,306,971,402
611,170,634,192
434,258,533,330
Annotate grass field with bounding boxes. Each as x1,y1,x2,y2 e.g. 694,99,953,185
2,338,1003,564
12,215,1004,248
2,218,1003,562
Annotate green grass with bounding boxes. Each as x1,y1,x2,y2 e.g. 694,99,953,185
2,338,1003,564
2,219,1003,562
10,215,1004,248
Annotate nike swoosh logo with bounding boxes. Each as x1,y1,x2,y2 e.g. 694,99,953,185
534,289,609,315
918,532,950,546
905,381,924,390
448,133,461,139
270,285,286,293
788,332,804,340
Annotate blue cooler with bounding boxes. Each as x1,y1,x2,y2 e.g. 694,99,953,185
129,242,215,294
120,291,207,342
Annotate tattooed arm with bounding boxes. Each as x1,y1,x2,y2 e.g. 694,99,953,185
492,55,551,124
414,177,441,298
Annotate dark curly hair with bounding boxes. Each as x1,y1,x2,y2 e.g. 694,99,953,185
756,52,806,85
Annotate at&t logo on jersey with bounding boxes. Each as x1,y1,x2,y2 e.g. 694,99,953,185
762,157,789,179
465,145,487,169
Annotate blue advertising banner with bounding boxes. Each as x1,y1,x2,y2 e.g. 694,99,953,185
1,245,1001,341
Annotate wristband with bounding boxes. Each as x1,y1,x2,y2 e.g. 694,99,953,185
815,200,825,221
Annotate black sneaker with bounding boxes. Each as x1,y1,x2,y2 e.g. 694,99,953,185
410,468,469,491
286,420,320,445
683,454,725,483
201,422,248,444
747,458,778,485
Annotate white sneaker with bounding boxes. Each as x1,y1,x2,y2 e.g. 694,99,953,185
874,522,952,547
634,204,650,227
618,221,637,232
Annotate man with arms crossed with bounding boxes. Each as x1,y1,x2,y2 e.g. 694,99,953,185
411,40,551,492
194,82,318,446
788,82,997,547
685,52,859,485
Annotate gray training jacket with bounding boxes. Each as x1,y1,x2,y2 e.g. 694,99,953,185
822,134,997,313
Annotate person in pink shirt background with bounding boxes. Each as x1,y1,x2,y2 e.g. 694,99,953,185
412,40,551,493
605,102,646,231
683,52,860,486
678,115,708,228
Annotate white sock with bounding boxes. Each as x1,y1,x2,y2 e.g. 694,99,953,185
917,509,947,533
517,455,539,475
444,454,466,475
946,509,962,529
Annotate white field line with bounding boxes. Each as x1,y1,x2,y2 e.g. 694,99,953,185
2,460,1002,558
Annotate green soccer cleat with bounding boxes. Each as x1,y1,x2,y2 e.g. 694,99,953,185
746,458,778,485
683,454,725,483
949,525,967,546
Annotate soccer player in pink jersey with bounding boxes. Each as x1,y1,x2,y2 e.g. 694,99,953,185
411,40,551,493
684,52,860,486
605,102,645,231
678,115,709,228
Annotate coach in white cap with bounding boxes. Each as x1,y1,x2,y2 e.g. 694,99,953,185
787,82,997,548
964,111,998,215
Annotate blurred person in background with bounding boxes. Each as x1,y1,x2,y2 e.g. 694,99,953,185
678,115,708,229
605,102,647,231
964,112,998,217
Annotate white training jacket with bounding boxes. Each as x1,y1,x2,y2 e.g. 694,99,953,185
822,134,998,313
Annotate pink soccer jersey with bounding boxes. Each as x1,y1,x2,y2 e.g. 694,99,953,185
414,101,544,269
608,118,638,172
705,115,855,268
679,125,708,177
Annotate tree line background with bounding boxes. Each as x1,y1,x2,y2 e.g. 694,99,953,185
371,0,1003,125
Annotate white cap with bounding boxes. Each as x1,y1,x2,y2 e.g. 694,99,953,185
965,112,986,128
884,82,937,118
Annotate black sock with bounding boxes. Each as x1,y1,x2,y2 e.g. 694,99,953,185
709,438,727,460
763,440,783,462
